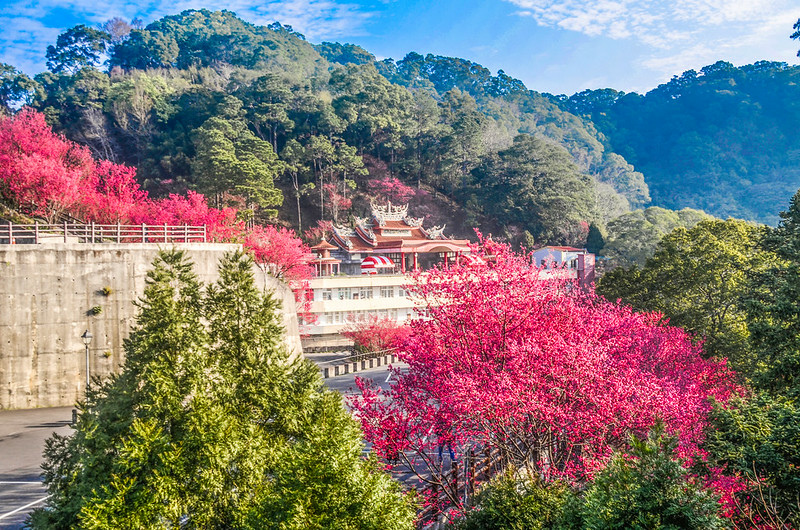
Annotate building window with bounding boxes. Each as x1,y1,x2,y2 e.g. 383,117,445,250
398,287,406,298
380,286,394,298
321,288,333,301
338,287,352,300
359,287,374,299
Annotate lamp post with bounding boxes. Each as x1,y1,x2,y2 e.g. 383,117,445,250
81,329,93,389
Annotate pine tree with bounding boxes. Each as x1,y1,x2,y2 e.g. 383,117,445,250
585,222,605,255
30,249,210,528
30,249,413,529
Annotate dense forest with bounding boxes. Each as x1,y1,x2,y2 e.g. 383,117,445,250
0,9,652,250
554,61,800,224
2,8,800,250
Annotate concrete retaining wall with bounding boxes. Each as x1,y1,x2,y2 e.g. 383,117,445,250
0,243,301,410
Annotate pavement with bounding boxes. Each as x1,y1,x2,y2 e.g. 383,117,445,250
0,363,403,527
0,407,73,528
324,361,404,398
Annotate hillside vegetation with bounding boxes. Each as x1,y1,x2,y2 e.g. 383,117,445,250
555,60,800,224
1,9,647,248
2,8,800,247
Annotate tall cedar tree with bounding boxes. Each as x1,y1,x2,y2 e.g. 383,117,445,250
30,250,413,529
746,189,800,393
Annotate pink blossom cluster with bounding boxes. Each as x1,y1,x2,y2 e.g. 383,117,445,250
341,315,412,352
352,237,740,512
366,177,417,203
0,109,312,282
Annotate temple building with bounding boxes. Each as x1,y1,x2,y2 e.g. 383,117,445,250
310,202,472,276
304,203,472,350
302,203,595,350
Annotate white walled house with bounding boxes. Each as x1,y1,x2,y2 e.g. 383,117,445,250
532,246,596,288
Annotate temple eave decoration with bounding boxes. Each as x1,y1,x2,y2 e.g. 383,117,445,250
423,224,446,240
371,201,408,225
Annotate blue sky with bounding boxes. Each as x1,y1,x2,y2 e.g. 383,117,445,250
2,0,799,95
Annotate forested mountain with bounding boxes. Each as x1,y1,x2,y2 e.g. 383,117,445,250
554,61,800,224
2,8,799,246
0,9,648,247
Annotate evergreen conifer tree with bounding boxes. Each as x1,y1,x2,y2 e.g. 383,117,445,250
746,189,800,394
705,190,800,526
30,249,413,529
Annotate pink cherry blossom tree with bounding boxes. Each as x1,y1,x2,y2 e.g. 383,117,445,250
244,224,314,283
352,238,738,516
341,315,412,353
0,109,312,284
0,108,95,221
367,177,417,204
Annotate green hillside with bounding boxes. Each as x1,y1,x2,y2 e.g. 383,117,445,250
3,8,799,245
554,61,800,224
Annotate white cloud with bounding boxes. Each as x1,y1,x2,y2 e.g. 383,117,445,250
506,0,790,40
505,0,800,79
0,16,59,73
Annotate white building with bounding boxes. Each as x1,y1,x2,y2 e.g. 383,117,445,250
532,246,596,287
301,274,415,350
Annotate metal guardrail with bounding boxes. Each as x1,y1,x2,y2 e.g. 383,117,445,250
320,352,400,378
1,221,207,245
389,444,503,529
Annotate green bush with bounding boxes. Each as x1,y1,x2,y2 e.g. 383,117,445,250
450,469,571,530
573,425,726,529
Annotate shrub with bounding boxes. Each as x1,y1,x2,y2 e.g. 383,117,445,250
573,424,727,529
450,470,571,530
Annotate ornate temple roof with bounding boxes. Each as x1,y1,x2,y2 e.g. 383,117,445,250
328,202,469,256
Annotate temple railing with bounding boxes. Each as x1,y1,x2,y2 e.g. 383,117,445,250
1,221,207,245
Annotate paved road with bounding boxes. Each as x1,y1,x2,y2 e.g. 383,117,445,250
0,407,73,528
0,365,401,527
324,362,404,398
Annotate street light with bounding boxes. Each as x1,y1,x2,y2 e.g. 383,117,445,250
81,329,93,389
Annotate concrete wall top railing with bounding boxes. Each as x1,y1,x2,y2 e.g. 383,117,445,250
1,221,207,245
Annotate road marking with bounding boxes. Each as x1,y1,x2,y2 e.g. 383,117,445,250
0,495,50,520
0,481,41,485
